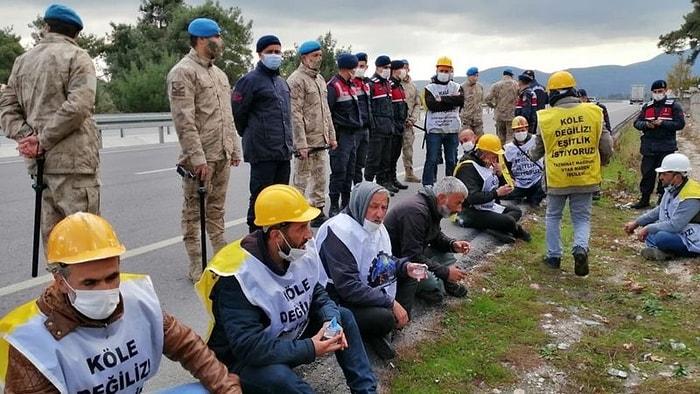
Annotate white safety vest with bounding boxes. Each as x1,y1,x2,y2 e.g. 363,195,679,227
503,137,543,188
425,81,462,134
465,160,500,211
316,213,397,298
658,181,700,253
0,274,163,394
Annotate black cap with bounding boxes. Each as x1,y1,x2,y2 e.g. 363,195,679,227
355,52,368,62
577,88,588,97
651,80,667,90
524,69,535,78
518,74,532,83
390,60,405,70
375,55,391,67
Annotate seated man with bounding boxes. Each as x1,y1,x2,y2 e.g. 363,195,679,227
0,213,240,393
502,116,545,207
196,185,377,393
317,182,427,360
458,128,477,160
454,134,531,243
623,153,700,260
384,176,471,312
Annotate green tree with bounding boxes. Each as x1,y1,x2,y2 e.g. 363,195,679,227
280,31,352,80
666,55,695,97
0,27,24,83
658,0,700,64
28,15,105,58
109,54,179,112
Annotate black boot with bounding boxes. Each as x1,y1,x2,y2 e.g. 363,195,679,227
631,196,650,209
329,202,341,218
393,178,408,190
382,181,399,193
340,192,350,210
310,208,328,228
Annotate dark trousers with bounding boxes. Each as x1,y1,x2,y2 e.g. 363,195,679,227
364,133,392,184
353,129,369,185
329,130,358,199
389,134,403,182
502,179,545,205
459,205,522,235
247,160,291,231
640,154,667,201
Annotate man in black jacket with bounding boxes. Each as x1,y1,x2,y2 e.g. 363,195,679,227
384,177,471,313
389,60,409,191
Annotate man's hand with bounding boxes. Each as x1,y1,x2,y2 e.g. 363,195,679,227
623,221,638,235
17,135,43,158
645,121,656,129
405,120,414,128
329,140,338,150
297,148,309,159
451,240,471,254
492,161,503,175
447,265,468,282
652,119,663,126
311,322,348,356
496,185,514,197
406,263,429,281
194,164,209,180
230,158,241,167
392,301,409,329
636,226,649,242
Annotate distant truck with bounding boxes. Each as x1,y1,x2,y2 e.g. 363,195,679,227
630,84,645,104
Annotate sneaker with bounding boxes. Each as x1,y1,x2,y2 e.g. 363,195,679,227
404,173,421,183
485,229,517,244
572,246,589,276
368,335,396,360
310,212,328,228
515,225,532,242
393,179,409,190
630,200,650,210
445,281,468,298
543,256,561,269
641,247,672,261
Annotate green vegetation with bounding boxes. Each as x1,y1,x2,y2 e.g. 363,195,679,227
384,124,700,393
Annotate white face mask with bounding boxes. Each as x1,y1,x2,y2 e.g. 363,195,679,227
64,277,120,320
354,68,366,78
461,141,475,153
363,219,381,233
514,131,529,142
379,69,391,79
277,232,308,262
652,93,665,101
436,72,451,82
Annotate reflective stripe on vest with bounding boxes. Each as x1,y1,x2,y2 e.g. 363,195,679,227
660,179,700,253
537,103,603,188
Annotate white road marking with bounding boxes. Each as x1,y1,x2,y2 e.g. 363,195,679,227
135,168,174,175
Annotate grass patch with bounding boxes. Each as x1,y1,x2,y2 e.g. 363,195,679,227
383,125,700,393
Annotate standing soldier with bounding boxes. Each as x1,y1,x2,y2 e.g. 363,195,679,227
389,60,409,191
631,80,685,209
460,67,484,136
352,52,372,185
485,69,519,145
0,4,100,250
515,73,538,135
167,18,242,282
288,40,337,227
401,59,423,183
529,71,613,276
232,35,293,233
364,55,396,194
327,53,362,216
523,70,548,111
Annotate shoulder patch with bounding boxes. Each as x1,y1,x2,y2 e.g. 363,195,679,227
232,91,243,102
170,81,186,97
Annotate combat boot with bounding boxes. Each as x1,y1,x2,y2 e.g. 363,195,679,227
188,260,203,283
329,202,341,218
393,178,408,190
404,168,421,183
340,192,350,210
310,208,328,228
630,195,650,210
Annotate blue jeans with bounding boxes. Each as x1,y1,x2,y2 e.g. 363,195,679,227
422,133,458,186
238,307,377,394
646,231,698,257
545,193,593,258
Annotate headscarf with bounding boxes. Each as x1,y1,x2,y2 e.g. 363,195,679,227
347,182,386,225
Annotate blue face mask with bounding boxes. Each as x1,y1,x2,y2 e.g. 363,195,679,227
262,54,282,70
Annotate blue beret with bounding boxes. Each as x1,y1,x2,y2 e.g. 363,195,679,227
355,52,368,62
375,55,391,67
256,35,281,53
503,68,514,76
467,67,479,76
337,54,358,69
44,4,83,30
390,60,404,70
651,80,667,90
187,18,221,38
298,40,322,56
401,59,409,65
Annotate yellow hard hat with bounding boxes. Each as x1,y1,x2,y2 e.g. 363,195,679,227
254,185,321,227
511,116,529,130
436,56,453,68
47,212,126,265
476,134,504,155
546,70,577,91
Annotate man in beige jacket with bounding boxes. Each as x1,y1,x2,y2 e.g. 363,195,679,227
167,18,242,282
485,68,519,144
460,66,484,136
401,59,423,183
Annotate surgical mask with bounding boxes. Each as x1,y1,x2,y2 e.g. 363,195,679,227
514,131,528,142
363,219,381,233
436,72,451,83
64,278,120,320
461,141,475,153
652,93,665,101
261,54,282,70
354,68,366,78
380,69,390,79
277,232,308,262
437,204,452,218
398,69,407,79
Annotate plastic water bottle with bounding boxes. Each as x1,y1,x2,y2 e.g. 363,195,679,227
323,317,342,340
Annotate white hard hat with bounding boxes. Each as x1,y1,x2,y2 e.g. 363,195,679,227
655,153,691,173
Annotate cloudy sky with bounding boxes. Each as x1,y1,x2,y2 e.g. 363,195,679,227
1,0,695,79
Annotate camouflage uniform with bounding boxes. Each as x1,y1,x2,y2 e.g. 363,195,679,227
485,76,518,143
0,33,100,251
287,63,335,209
167,48,242,281
402,75,422,181
460,80,484,135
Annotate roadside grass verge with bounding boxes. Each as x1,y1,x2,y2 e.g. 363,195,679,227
383,124,700,393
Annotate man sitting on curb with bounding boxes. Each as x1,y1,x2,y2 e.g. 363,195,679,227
384,177,471,313
502,116,545,207
623,153,700,261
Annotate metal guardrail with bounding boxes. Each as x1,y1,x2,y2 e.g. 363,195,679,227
611,109,640,139
94,112,174,147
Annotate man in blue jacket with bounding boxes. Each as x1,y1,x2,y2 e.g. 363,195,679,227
232,35,293,233
632,80,685,209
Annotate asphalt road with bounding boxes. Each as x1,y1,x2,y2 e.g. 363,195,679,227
0,101,639,390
